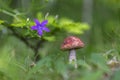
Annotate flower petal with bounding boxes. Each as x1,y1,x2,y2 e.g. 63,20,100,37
42,26,50,32
31,26,38,30
41,20,48,26
38,30,43,36
34,19,40,25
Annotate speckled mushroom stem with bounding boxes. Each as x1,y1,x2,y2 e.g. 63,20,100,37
69,49,77,68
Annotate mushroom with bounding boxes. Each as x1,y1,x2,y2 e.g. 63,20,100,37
61,36,84,68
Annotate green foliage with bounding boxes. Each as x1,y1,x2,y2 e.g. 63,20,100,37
0,20,4,24
59,18,89,34
0,10,89,42
99,0,120,9
112,70,120,80
43,36,56,42
81,70,103,80
36,12,89,36
0,36,120,80
90,54,109,72
0,45,110,80
0,0,120,80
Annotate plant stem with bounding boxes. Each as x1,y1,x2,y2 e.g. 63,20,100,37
69,49,77,68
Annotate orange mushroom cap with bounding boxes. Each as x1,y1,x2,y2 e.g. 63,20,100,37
61,36,84,50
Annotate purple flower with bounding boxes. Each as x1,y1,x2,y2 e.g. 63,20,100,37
31,19,50,36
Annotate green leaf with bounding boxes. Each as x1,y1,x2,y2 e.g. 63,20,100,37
11,22,26,27
55,59,66,74
91,54,109,71
82,70,103,80
11,18,34,28
43,36,56,42
59,18,89,34
112,69,120,80
37,12,44,21
11,19,26,27
47,16,55,24
77,60,91,69
0,20,4,24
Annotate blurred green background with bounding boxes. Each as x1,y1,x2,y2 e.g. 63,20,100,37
0,0,120,80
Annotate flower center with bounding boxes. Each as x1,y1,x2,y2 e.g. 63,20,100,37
38,26,42,30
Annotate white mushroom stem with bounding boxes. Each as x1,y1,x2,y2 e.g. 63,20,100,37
69,49,77,68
